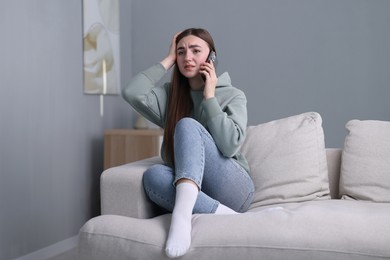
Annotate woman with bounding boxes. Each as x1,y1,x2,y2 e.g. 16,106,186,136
122,28,254,258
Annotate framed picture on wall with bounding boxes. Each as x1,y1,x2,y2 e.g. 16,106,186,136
82,0,120,95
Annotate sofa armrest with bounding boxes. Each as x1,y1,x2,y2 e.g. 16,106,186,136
100,156,163,219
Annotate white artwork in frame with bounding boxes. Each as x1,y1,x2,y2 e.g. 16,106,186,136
83,0,120,95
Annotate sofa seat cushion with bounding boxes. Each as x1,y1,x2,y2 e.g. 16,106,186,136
79,200,390,260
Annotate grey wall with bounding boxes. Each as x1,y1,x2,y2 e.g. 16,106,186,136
130,0,390,147
0,0,133,259
1,0,389,259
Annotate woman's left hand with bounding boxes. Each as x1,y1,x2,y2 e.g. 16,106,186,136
200,61,218,100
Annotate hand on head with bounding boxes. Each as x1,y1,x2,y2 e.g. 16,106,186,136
161,31,182,70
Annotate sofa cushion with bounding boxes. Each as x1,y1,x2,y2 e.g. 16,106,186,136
79,201,390,260
241,112,330,209
340,119,390,202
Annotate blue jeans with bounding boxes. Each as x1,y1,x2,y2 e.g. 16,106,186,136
143,118,254,214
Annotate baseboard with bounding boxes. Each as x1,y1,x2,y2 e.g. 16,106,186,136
14,235,79,260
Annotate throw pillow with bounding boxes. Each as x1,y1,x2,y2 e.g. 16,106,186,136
241,112,330,209
339,119,390,202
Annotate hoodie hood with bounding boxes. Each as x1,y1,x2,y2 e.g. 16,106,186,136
216,72,232,88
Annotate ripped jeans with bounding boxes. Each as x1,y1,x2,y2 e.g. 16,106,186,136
142,118,254,214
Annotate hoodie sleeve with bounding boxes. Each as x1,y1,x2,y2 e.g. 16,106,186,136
202,89,248,158
122,64,169,127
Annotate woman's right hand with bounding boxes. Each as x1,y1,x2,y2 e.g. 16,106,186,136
161,32,181,70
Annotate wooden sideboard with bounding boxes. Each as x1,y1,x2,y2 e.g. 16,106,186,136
104,128,163,170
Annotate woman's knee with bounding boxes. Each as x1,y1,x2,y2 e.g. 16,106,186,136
142,168,154,191
175,117,199,132
174,117,210,142
143,164,169,190
142,164,176,211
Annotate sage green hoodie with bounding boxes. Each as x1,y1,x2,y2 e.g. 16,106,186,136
122,63,249,172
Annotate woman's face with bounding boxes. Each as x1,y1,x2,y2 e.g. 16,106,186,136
176,35,210,79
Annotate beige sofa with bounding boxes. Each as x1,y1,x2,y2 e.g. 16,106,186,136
79,112,390,259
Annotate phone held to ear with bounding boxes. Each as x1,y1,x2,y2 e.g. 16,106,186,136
206,51,217,63
202,51,217,81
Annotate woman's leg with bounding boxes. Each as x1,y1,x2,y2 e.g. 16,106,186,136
164,118,254,258
144,165,219,258
173,118,254,213
165,180,197,258
143,165,220,214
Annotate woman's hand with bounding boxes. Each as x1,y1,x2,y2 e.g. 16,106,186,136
160,32,181,70
200,60,218,100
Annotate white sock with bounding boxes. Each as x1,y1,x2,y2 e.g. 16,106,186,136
215,203,239,215
165,182,198,258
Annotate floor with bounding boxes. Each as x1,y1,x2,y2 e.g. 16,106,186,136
47,247,79,260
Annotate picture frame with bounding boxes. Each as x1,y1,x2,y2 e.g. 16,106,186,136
82,0,120,95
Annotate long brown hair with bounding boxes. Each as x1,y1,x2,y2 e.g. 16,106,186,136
163,28,216,166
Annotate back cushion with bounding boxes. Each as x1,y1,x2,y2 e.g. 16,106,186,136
241,112,330,209
339,119,390,202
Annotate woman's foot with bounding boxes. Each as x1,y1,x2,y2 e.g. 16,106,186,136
215,203,238,215
165,182,198,258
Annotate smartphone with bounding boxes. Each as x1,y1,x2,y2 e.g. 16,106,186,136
206,51,217,63
202,51,217,81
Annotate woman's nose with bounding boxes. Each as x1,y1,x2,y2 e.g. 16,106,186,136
185,52,193,61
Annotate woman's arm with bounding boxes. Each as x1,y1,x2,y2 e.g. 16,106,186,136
121,64,169,127
203,89,248,158
122,32,181,127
